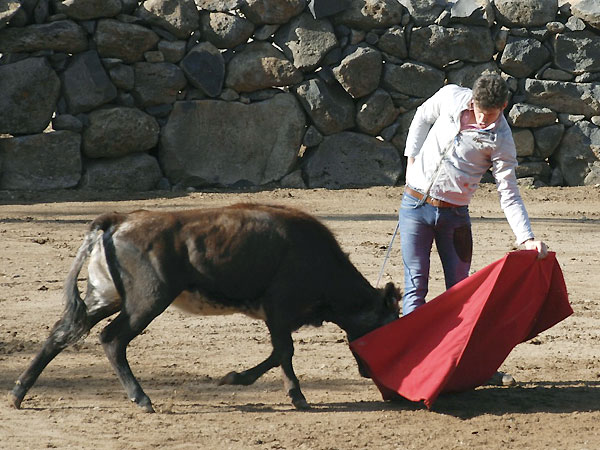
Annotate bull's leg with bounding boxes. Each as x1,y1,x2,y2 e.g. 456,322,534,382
99,298,169,413
276,333,309,410
9,305,119,409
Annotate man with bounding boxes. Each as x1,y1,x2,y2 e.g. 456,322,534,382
399,73,548,385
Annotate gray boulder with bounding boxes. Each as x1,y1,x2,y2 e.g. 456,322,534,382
499,37,550,78
82,107,160,158
225,41,303,93
52,0,121,20
398,0,446,26
493,0,557,28
158,40,187,63
332,45,382,98
449,0,495,27
160,94,305,187
571,0,600,31
61,51,117,115
333,0,404,30
382,61,445,98
308,0,351,19
533,123,564,159
294,78,355,135
377,25,408,58
132,62,187,107
0,131,81,190
81,153,162,190
524,79,600,118
446,61,499,88
52,114,84,132
305,131,402,188
512,128,534,157
200,12,255,49
552,120,600,186
273,12,338,72
180,42,224,97
409,25,494,69
241,0,306,25
0,57,60,135
0,20,87,53
355,89,399,136
507,103,557,128
135,0,199,39
108,63,135,91
195,0,243,11
552,32,600,75
95,19,160,64
0,1,21,30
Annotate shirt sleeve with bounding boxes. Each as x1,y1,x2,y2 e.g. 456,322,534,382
404,86,452,158
491,130,535,244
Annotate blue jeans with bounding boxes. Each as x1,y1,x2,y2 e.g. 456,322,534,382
399,193,473,315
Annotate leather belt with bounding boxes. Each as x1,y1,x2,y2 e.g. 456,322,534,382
405,187,460,208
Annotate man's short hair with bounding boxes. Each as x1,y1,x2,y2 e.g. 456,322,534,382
472,74,509,109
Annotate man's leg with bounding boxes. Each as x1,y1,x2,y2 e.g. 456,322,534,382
434,205,472,290
399,195,435,316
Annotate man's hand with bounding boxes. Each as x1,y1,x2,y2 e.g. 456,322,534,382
523,239,548,259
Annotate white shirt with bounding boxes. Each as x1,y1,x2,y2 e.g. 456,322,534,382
404,84,534,244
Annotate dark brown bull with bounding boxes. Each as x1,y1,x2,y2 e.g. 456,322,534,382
9,203,398,412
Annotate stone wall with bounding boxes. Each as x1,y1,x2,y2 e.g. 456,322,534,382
1,0,599,191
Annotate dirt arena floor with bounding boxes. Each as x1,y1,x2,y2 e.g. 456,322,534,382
1,184,599,449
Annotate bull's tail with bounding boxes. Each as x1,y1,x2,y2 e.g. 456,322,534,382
53,230,101,346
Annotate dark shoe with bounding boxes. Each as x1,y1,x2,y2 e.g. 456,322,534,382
486,371,516,386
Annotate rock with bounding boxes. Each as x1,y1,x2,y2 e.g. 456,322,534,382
0,57,60,135
81,153,162,190
109,63,135,91
82,107,159,158
52,0,121,20
552,31,600,75
382,61,445,98
273,12,338,72
565,15,586,32
60,50,117,115
541,67,574,81
303,125,323,147
95,19,160,64
499,36,550,78
241,0,306,25
0,131,81,190
533,123,564,159
376,25,408,58
0,1,21,29
515,160,551,182
524,79,600,118
333,0,404,30
180,42,224,97
512,128,534,157
552,120,600,186
493,0,558,28
293,77,355,135
399,0,446,26
135,0,199,39
355,88,399,136
571,0,600,31
280,169,306,188
52,114,83,132
200,11,254,49
195,0,243,11
508,103,557,127
0,19,88,53
305,131,402,188
409,24,494,69
307,0,351,19
449,0,495,27
332,45,382,98
446,61,500,88
158,40,187,63
160,94,305,187
132,62,187,107
225,41,303,93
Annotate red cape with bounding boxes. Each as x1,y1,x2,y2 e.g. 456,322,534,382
350,251,572,408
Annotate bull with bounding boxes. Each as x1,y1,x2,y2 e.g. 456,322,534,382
9,203,398,412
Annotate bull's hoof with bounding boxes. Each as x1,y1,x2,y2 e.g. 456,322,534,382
8,390,23,410
218,371,245,386
292,398,311,410
133,396,155,413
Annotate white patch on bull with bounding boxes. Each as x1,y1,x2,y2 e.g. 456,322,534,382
85,235,121,314
171,291,267,321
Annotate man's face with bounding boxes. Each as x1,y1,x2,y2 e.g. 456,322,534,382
472,101,507,129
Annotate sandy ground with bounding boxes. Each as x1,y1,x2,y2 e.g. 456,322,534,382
0,184,599,449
